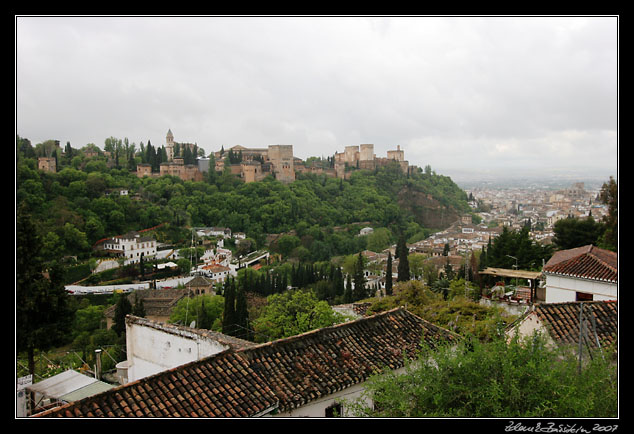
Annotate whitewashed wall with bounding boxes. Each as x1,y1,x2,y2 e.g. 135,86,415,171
125,321,229,383
270,366,409,418
544,274,617,303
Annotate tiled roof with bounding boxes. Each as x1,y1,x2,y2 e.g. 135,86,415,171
543,245,617,283
104,289,188,319
534,300,618,349
185,275,214,286
35,308,460,418
37,350,279,417
239,307,461,413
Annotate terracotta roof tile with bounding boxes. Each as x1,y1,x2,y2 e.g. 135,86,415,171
237,307,461,413
37,350,278,418
543,245,617,283
534,300,618,349
35,308,459,418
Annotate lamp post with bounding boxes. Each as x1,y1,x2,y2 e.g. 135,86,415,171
506,255,518,288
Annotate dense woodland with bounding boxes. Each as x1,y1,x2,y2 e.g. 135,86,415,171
16,135,471,267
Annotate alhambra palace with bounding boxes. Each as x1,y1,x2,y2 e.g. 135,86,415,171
135,130,417,184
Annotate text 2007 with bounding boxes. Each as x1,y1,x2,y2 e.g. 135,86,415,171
593,425,618,433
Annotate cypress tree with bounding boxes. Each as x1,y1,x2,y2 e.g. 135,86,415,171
17,205,74,378
353,252,366,301
222,278,237,336
235,288,251,340
197,296,212,330
113,294,132,336
385,251,393,295
344,274,353,303
334,267,344,298
132,293,146,318
397,235,410,282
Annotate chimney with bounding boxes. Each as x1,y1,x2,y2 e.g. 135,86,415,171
95,349,102,380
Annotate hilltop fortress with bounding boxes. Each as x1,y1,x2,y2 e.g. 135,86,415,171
137,130,417,184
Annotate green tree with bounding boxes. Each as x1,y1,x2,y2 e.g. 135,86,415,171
598,176,617,252
112,293,132,337
344,274,353,303
72,305,107,336
385,251,393,296
553,216,605,250
16,205,74,377
488,226,552,271
235,287,251,340
275,235,301,258
169,294,224,330
365,227,392,252
132,293,146,317
396,234,410,282
348,333,617,418
353,252,366,301
251,289,347,342
222,278,238,336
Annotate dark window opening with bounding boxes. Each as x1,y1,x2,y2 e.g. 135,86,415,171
325,402,342,418
576,292,593,301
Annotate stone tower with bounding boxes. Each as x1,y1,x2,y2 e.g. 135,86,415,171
166,129,175,161
267,145,295,183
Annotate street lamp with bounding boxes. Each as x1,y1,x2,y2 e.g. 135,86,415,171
506,255,518,288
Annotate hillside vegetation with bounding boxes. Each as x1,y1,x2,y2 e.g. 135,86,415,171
17,136,471,265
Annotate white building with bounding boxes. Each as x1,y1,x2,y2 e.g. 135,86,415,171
37,309,460,418
100,232,157,265
119,316,254,384
197,264,231,283
542,245,617,303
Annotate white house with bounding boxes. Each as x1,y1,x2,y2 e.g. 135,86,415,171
36,308,461,418
197,264,231,283
119,316,255,384
542,245,617,303
100,232,157,265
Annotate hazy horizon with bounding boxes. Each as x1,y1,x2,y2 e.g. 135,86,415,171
16,16,618,185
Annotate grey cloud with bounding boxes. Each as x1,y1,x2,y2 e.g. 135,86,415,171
16,16,617,181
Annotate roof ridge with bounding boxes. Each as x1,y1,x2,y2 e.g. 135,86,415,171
238,307,461,356
240,306,409,352
125,314,255,349
587,245,618,272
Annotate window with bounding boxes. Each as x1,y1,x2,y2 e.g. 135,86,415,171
576,292,593,301
325,402,342,418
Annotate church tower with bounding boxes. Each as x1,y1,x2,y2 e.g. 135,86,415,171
166,129,175,161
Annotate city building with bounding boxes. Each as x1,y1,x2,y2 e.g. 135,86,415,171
96,231,157,265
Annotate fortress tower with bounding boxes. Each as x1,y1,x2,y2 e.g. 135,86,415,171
268,145,295,183
387,145,404,162
359,144,374,161
166,129,175,161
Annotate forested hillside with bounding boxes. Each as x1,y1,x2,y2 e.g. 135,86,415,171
16,136,471,264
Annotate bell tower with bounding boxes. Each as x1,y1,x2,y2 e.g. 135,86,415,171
166,129,175,161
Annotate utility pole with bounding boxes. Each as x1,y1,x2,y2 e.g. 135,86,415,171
578,303,584,374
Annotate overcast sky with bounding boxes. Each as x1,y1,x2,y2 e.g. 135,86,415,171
16,16,618,182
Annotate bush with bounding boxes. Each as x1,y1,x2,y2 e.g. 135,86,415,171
348,333,618,418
